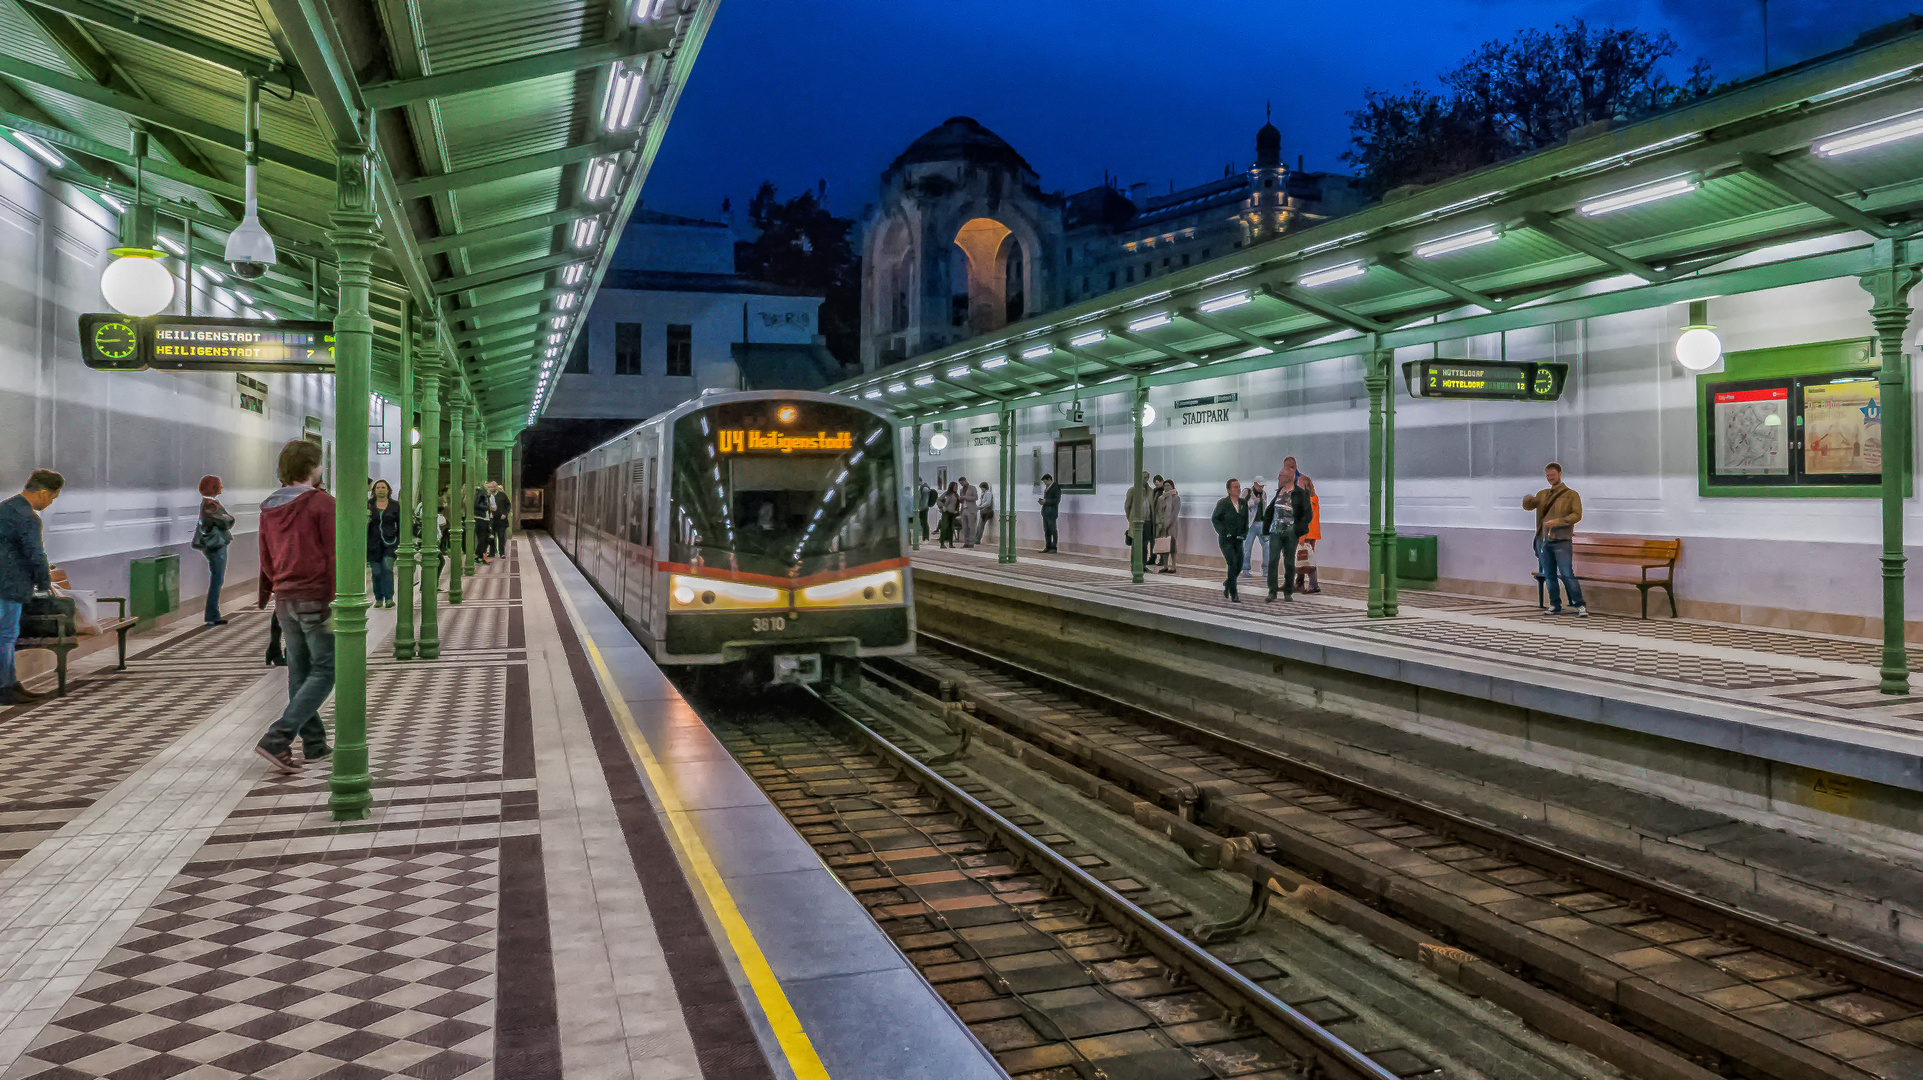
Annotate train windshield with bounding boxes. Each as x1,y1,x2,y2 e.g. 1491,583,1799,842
670,400,899,580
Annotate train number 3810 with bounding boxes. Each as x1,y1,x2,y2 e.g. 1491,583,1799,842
752,617,788,632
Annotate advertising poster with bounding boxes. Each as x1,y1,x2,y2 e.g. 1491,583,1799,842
1711,385,1789,476
1803,380,1880,476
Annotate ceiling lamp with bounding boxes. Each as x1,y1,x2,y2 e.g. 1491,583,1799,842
1070,329,1107,347
1815,109,1923,156
1197,290,1251,313
1140,403,1157,426
1579,175,1697,216
1413,226,1500,259
10,131,64,168
601,65,647,132
101,247,173,317
1127,313,1171,332
1674,300,1723,371
583,157,619,202
929,432,948,451
1300,262,1366,288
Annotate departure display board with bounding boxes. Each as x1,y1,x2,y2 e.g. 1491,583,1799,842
80,313,335,373
1401,358,1568,401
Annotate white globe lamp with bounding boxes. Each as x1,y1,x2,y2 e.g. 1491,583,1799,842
1140,403,1157,426
928,432,948,451
1674,300,1722,372
101,248,174,317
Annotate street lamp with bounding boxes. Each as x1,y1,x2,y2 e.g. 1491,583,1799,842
1674,300,1723,372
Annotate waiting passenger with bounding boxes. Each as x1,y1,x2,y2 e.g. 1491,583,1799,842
1242,477,1267,580
938,482,959,548
917,478,934,541
1524,462,1587,617
957,476,978,548
1145,474,1164,563
978,480,994,548
1296,474,1322,594
255,439,336,774
484,480,511,560
1123,472,1152,563
368,480,399,609
1210,478,1247,601
1154,478,1180,573
1038,473,1060,553
472,483,494,565
1262,465,1313,603
194,475,235,626
0,469,62,705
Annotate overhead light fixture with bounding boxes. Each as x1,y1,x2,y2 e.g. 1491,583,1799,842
155,235,185,256
1197,290,1251,313
545,347,559,358
11,132,64,168
1413,226,1501,258
946,365,970,378
601,65,646,132
887,382,907,394
96,192,127,213
1140,403,1157,426
1021,345,1052,359
1815,110,1923,156
583,157,619,202
913,374,934,387
982,356,1009,369
1127,313,1171,332
1300,262,1366,288
551,315,569,329
557,293,578,310
563,263,586,285
864,389,883,399
196,265,222,283
1578,175,1697,215
1674,299,1723,372
1070,329,1107,347
570,218,600,248
929,432,948,450
101,248,174,317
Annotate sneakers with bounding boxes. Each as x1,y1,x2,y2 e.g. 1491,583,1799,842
303,742,332,762
255,745,301,774
1574,605,1588,618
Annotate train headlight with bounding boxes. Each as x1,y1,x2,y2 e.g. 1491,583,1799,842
667,574,785,610
796,568,904,609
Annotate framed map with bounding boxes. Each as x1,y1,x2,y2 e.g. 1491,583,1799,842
1802,379,1880,478
1697,340,1892,497
1711,384,1789,477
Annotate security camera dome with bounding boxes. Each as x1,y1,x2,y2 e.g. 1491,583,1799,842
224,212,276,270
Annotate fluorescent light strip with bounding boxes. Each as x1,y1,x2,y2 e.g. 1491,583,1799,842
563,264,586,285
571,218,599,248
946,365,970,378
1299,262,1366,288
913,374,934,386
864,390,883,399
1126,313,1171,332
1021,345,1052,359
156,235,186,256
982,356,1009,369
1196,290,1251,313
1815,110,1923,156
601,67,645,132
1070,330,1106,347
551,315,569,329
887,382,907,394
11,133,64,168
1577,175,1696,215
548,333,564,345
557,293,578,310
583,157,619,202
97,193,126,213
1413,226,1500,258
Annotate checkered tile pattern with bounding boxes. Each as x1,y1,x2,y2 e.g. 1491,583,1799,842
1120,581,1352,617
138,609,277,661
252,664,507,797
1497,607,1923,666
434,606,510,653
5,850,498,1080
1364,620,1838,691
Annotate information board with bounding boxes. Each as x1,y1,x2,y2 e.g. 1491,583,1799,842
1401,359,1568,401
1710,385,1789,476
80,313,336,373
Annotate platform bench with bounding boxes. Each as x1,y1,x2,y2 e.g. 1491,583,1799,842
1535,538,1680,619
14,596,137,696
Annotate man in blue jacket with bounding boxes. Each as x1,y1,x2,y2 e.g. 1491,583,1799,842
1,470,63,704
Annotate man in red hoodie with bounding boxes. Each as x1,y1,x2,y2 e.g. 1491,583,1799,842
256,439,335,773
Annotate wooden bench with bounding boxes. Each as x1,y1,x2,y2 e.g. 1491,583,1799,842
1535,537,1680,619
15,596,137,696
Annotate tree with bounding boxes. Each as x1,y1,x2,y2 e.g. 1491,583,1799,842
1343,20,1715,198
734,181,861,369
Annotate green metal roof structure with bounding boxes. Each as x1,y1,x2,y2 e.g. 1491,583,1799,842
0,0,718,438
833,26,1923,421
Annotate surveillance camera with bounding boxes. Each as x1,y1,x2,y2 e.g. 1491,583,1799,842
230,260,269,280
224,214,277,277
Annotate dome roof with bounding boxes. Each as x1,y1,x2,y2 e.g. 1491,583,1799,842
1256,120,1282,168
888,117,1034,176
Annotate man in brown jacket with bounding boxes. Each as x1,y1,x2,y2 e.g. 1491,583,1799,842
1523,461,1586,617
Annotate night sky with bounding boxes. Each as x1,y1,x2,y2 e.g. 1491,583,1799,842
639,0,1919,225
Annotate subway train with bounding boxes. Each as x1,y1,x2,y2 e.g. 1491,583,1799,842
552,390,914,685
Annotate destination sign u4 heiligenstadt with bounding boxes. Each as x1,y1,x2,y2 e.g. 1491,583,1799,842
1401,359,1569,401
80,314,336,373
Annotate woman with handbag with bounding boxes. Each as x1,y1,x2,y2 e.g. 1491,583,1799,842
1154,479,1180,573
938,482,959,548
194,475,235,626
368,480,400,608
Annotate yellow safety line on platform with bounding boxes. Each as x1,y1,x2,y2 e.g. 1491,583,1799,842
547,553,833,1080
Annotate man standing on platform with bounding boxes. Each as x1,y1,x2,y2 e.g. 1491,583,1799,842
255,440,336,773
0,470,61,705
472,482,494,565
1524,462,1587,617
1038,474,1060,553
1241,476,1267,580
918,478,935,542
1211,478,1248,602
484,481,511,560
1263,464,1312,603
1123,471,1151,563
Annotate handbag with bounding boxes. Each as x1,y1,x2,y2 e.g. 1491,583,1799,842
1152,536,1172,554
19,594,76,639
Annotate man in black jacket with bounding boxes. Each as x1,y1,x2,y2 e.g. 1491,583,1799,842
1,470,62,704
1261,465,1314,602
1210,478,1247,602
1038,474,1061,553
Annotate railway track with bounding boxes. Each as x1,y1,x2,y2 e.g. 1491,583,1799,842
698,688,1436,1080
883,633,1923,1080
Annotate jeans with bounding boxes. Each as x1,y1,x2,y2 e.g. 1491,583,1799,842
475,518,495,558
962,509,978,547
1539,538,1585,610
1218,536,1245,599
370,555,396,602
204,546,228,623
0,598,20,689
920,508,932,541
1242,527,1262,576
1042,509,1058,551
1266,529,1298,598
261,599,334,753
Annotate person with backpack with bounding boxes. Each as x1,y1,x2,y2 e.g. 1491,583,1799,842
194,475,235,626
255,440,336,773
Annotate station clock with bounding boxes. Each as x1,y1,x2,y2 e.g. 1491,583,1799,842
80,313,149,370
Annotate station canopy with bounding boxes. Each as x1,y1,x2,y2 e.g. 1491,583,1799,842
0,0,717,437
834,26,1923,422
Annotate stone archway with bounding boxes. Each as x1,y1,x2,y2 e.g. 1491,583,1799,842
953,217,1014,337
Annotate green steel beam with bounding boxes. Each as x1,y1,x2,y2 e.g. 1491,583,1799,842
11,0,310,96
449,289,567,329
1055,342,1139,377
1110,328,1204,367
397,142,604,200
457,322,553,349
417,209,587,256
433,252,574,296
463,334,546,361
1374,253,1509,312
361,32,670,111
1180,308,1277,353
1737,152,1898,240
1520,212,1666,282
1260,283,1385,334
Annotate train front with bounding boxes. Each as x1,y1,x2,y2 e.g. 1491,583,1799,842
662,394,912,683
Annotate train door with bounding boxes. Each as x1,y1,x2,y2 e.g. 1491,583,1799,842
622,433,649,628
609,440,631,617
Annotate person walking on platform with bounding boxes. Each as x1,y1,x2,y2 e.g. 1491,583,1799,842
1295,474,1322,594
255,440,336,774
957,476,979,548
1241,477,1267,580
1524,462,1587,617
978,481,994,548
1210,479,1247,601
1154,479,1181,573
938,482,959,548
1124,472,1151,564
194,475,235,626
1,470,62,705
368,480,400,608
1263,464,1313,602
1038,473,1061,553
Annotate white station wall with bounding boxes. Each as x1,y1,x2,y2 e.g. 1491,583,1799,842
907,268,1922,633
0,142,335,638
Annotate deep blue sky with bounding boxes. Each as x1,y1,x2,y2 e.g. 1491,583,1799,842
639,0,1917,224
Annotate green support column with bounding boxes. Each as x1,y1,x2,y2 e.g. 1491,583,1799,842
446,401,466,604
997,405,1012,563
416,349,443,658
1380,345,1400,618
1002,407,1017,563
325,135,379,822
504,439,518,539
1365,350,1389,619
465,425,481,574
393,296,417,660
909,422,921,551
1861,241,1921,694
1131,381,1146,585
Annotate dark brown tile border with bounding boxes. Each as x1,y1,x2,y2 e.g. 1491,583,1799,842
503,664,534,781
529,541,777,1080
495,832,563,1078
182,836,501,874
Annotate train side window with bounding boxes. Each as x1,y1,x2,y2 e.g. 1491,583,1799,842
1054,438,1095,493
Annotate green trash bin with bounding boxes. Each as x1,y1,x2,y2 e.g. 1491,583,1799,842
129,553,180,623
1395,534,1438,582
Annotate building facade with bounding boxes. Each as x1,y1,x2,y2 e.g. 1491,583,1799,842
859,116,1363,370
